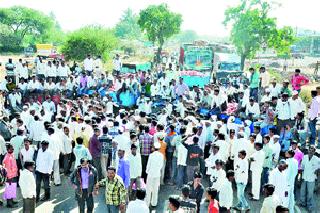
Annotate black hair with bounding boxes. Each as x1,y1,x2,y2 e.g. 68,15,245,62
206,187,218,200
131,144,137,149
239,150,246,157
193,136,199,144
226,170,235,178
136,189,146,200
276,205,289,213
168,196,180,209
194,172,202,179
181,185,190,197
76,137,84,144
255,143,263,149
80,157,89,164
102,126,108,134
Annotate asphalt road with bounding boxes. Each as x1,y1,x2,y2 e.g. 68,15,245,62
0,173,318,213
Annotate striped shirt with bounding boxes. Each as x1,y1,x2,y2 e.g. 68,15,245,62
139,133,153,156
99,175,126,206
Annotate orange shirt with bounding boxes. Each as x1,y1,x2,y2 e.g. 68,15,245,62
159,140,167,160
3,153,18,179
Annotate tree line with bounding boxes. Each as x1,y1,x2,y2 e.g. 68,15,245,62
0,1,296,67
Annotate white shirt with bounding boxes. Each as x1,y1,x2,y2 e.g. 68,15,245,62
0,135,7,155
127,199,149,213
19,169,36,198
250,149,265,172
268,168,289,205
128,153,142,179
84,58,94,71
10,135,25,159
246,103,260,117
214,140,229,162
210,168,226,191
205,152,222,175
177,143,188,166
62,134,73,154
36,148,54,174
234,158,249,184
260,195,281,213
276,100,291,120
28,80,40,90
46,66,57,77
219,178,233,209
48,134,63,160
114,134,131,154
42,101,56,113
20,147,35,164
146,151,164,178
19,67,29,79
269,84,281,98
57,66,70,77
29,120,45,141
270,142,281,163
301,155,320,182
289,97,305,119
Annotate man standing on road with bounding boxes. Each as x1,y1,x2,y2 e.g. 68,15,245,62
35,140,54,202
98,166,126,213
19,161,37,213
84,54,94,75
89,128,102,180
145,142,164,208
299,146,320,212
249,67,260,102
308,89,320,146
70,158,98,213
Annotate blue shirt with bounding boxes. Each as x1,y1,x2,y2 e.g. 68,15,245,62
117,158,130,188
81,168,89,189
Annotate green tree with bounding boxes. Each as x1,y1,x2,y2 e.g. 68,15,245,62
224,0,295,70
0,6,56,51
115,8,141,39
61,25,118,61
268,26,296,58
138,4,182,62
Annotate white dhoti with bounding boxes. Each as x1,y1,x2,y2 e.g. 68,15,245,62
145,176,160,207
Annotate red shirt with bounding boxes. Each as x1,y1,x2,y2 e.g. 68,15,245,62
208,199,219,213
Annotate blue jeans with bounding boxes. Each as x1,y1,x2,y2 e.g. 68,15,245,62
261,167,270,188
177,165,187,188
236,183,249,209
300,181,315,210
249,88,258,102
106,204,119,213
171,156,177,183
308,119,317,145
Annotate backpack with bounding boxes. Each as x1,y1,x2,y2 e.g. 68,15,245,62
0,166,7,185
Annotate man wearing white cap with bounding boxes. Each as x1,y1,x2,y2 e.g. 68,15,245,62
268,160,289,207
289,90,305,120
261,88,272,103
145,142,164,207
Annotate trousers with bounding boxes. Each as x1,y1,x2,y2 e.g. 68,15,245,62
100,154,110,179
53,159,61,185
236,183,249,209
77,189,94,213
35,171,50,200
92,157,102,180
146,176,160,207
300,180,315,210
251,169,262,199
23,198,36,213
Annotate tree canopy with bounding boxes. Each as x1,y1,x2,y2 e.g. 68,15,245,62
138,4,182,62
115,8,141,39
224,0,295,70
61,25,118,61
0,6,62,51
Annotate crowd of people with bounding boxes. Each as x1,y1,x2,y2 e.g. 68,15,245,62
0,54,319,213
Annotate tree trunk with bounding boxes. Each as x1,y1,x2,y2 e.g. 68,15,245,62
240,54,246,71
156,46,162,64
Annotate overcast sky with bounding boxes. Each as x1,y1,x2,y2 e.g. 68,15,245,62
0,0,319,37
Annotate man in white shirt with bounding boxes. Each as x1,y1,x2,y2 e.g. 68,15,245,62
48,127,63,186
9,128,25,160
268,160,289,207
20,138,35,165
19,161,36,213
209,159,226,192
84,54,94,75
259,67,270,89
234,150,249,211
57,61,70,79
127,189,149,213
289,90,305,120
94,55,103,78
299,146,320,212
35,140,54,202
112,54,122,75
219,170,235,212
128,144,142,198
246,97,260,119
145,142,164,207
276,93,291,132
260,184,281,213
249,143,265,200
61,126,73,175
